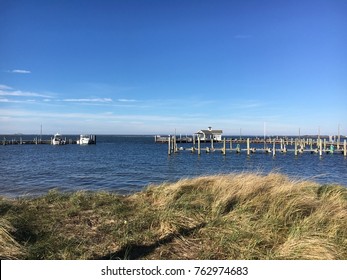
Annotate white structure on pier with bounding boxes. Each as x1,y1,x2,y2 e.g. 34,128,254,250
196,127,223,141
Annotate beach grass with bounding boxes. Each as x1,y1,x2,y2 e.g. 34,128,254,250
1,173,347,260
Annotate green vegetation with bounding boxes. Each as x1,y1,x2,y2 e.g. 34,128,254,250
1,173,347,260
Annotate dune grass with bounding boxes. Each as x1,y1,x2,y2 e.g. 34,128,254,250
1,173,346,260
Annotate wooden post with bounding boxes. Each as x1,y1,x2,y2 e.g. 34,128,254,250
247,138,250,155
193,134,196,146
198,135,201,155
168,135,171,155
175,136,178,152
294,139,298,156
319,139,322,156
273,141,276,156
280,139,283,150
324,139,326,151
230,139,232,151
211,137,214,150
173,136,176,153
222,138,226,155
283,144,287,153
344,140,346,157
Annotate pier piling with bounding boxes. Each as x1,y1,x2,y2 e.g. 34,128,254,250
324,139,327,151
319,139,323,156
198,135,201,155
222,138,226,155
294,139,298,156
156,134,346,158
247,138,250,155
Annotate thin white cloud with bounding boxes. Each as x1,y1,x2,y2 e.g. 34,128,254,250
10,69,31,74
62,98,113,102
0,85,53,99
0,89,51,98
0,98,39,103
118,99,136,102
0,84,13,90
0,108,199,123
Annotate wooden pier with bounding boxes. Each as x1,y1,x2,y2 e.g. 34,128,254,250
155,135,193,143
1,135,96,145
165,136,347,157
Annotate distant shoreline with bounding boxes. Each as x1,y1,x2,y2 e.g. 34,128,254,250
1,133,346,137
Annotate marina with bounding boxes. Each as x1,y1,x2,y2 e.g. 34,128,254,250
1,134,96,145
161,134,347,157
0,135,346,197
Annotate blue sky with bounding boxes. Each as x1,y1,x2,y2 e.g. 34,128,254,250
0,0,346,135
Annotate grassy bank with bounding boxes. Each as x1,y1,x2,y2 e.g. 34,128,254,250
1,173,347,260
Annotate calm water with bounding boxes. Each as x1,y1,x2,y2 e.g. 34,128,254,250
0,135,346,197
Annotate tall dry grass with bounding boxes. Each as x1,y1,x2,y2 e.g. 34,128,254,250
0,217,24,259
1,173,346,259
140,173,347,259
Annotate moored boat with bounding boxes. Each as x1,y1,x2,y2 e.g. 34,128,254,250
77,134,91,145
51,133,65,145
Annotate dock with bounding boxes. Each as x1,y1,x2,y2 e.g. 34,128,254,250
164,135,347,157
155,135,193,143
1,135,96,145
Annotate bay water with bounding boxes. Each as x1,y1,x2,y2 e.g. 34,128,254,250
0,135,346,197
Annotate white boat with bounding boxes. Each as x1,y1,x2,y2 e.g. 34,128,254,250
77,134,91,145
51,133,65,145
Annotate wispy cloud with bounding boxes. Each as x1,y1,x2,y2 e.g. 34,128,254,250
0,108,200,123
0,88,51,98
117,99,137,102
7,69,31,74
0,85,115,105
0,84,13,90
62,98,113,103
0,98,37,103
